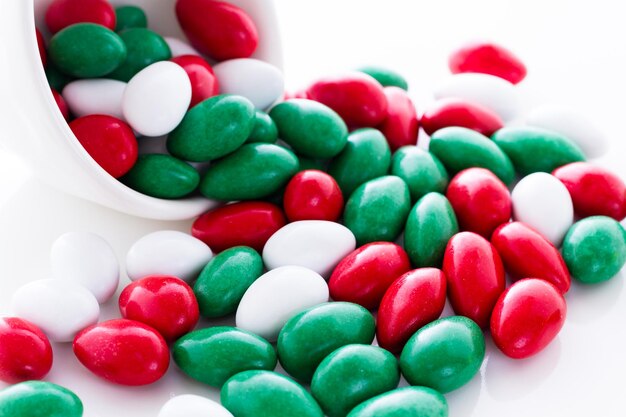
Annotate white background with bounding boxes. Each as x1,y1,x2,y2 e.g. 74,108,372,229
1,0,626,416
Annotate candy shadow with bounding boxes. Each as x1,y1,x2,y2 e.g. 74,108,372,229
564,268,625,325
445,361,483,417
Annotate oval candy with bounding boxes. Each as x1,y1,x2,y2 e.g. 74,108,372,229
0,318,53,383
115,5,148,32
62,79,126,120
110,28,171,82
122,154,200,199
158,395,233,417
0,381,82,417
377,86,419,151
283,170,344,222
390,146,448,202
449,41,527,84
171,54,219,108
357,66,408,90
247,110,278,143
421,98,503,137
46,0,116,33
214,59,284,109
52,88,69,121
346,386,448,417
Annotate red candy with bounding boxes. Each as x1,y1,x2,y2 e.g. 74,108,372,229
446,168,512,238
420,98,503,137
306,72,388,127
192,201,286,252
52,88,69,121
119,276,199,342
553,162,626,221
171,55,219,108
376,268,446,353
377,86,419,151
36,28,46,67
0,318,53,383
491,278,566,359
45,0,116,34
69,115,138,178
329,242,411,310
449,41,527,84
283,170,344,222
73,319,169,386
175,0,258,61
491,222,571,294
443,232,505,328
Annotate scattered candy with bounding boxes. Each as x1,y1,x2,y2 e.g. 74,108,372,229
0,381,83,417
448,41,527,84
247,110,278,143
62,79,126,120
158,394,233,417
421,98,504,136
283,170,344,222
377,86,419,151
114,5,147,32
346,386,448,417
46,0,116,34
171,54,219,108
357,66,408,90
121,154,200,199
110,28,171,82
390,146,448,202
0,318,53,383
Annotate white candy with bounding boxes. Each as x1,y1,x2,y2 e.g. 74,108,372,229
164,37,201,57
262,220,356,278
213,58,284,110
236,266,329,341
158,395,233,417
526,104,607,158
62,79,126,120
50,232,119,303
433,73,520,121
122,61,191,137
126,230,212,282
11,279,99,342
511,172,573,246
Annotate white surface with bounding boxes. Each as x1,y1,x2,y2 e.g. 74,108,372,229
157,394,234,417
0,0,626,416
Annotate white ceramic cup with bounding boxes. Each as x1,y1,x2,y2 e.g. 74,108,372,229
0,0,282,220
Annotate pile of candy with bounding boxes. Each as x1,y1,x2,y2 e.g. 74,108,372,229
2,0,626,416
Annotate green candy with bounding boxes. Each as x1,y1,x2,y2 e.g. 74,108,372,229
429,127,515,185
400,316,485,393
311,344,400,417
109,28,171,82
173,326,277,387
48,23,126,78
277,302,376,382
0,381,83,417
357,66,408,90
221,370,323,417
404,192,458,267
344,175,410,245
247,110,278,143
45,62,74,91
115,5,148,32
347,387,448,417
562,216,626,284
200,143,299,201
168,95,255,162
492,126,586,175
194,246,264,317
391,146,449,202
121,154,199,199
270,99,348,158
328,128,391,196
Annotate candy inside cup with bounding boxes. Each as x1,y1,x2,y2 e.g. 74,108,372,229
0,0,282,220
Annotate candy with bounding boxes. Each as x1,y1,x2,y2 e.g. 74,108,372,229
171,55,219,108
121,154,200,199
400,316,485,393
119,276,199,341
199,143,299,200
376,268,446,353
404,192,459,267
421,98,503,136
491,279,566,359
327,128,391,196
491,222,571,293
492,126,586,175
194,246,263,317
390,146,448,202
357,66,408,90
36,28,47,67
158,395,233,417
329,242,411,309
277,302,376,382
445,168,512,238
48,23,126,78
449,41,527,84
562,216,626,283
164,37,201,57
114,5,147,32
213,59,284,109
50,231,119,303
167,94,255,161
443,232,505,328
109,28,171,82
283,170,344,222
73,319,169,386
511,172,574,245
221,371,323,417
236,266,329,341
45,0,116,34
62,79,126,120
377,87,419,151
175,0,258,60
553,162,626,221
263,220,356,278
346,387,448,417
192,201,286,252
173,326,276,387
0,381,83,417
247,110,278,143
269,99,348,158
126,230,212,282
311,344,400,417
429,126,515,185
343,176,411,245
11,279,99,342
51,88,69,120
0,318,52,383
